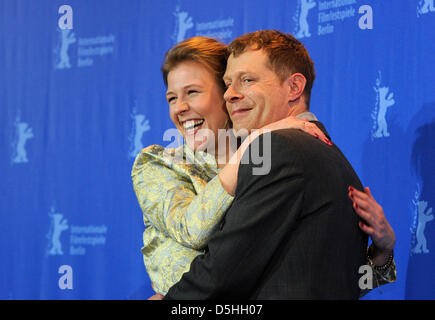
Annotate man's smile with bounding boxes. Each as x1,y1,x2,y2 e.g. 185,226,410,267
231,108,253,118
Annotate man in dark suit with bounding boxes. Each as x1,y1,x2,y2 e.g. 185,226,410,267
163,30,385,299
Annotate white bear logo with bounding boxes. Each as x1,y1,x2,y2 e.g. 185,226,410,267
295,0,317,39
56,29,76,69
372,72,395,139
173,7,194,43
412,200,433,254
129,110,151,158
417,0,435,17
11,115,34,164
46,208,69,256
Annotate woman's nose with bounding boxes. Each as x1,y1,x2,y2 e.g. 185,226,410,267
174,100,189,114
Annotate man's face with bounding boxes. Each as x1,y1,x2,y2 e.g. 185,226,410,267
223,49,291,133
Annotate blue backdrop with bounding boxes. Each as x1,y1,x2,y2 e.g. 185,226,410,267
1,0,434,300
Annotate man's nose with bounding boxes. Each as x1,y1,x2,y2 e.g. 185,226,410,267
224,84,243,103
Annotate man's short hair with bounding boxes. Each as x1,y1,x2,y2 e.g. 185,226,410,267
227,30,316,107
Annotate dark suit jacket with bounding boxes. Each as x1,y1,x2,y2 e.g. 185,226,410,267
164,122,368,299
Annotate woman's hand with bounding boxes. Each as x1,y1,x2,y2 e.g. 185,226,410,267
262,116,333,145
148,293,164,300
348,186,396,265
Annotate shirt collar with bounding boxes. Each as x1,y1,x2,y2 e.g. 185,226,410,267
296,111,318,121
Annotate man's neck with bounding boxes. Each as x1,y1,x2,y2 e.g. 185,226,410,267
287,99,308,116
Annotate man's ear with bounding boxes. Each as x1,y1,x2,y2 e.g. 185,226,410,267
286,73,306,102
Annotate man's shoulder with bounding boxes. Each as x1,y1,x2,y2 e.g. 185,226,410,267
271,127,314,141
271,120,330,142
237,129,308,178
268,127,325,152
239,124,348,175
240,128,320,163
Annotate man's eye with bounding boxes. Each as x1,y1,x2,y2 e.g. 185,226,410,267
188,90,198,95
167,97,176,103
243,78,253,83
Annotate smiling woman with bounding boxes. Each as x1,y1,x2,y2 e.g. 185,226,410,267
131,37,240,297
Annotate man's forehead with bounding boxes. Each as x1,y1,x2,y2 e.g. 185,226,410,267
224,49,269,77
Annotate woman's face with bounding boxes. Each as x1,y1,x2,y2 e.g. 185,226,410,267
166,60,229,151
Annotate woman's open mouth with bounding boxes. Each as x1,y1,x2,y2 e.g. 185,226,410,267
183,119,205,135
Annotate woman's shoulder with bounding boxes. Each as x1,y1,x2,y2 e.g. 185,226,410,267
131,144,183,177
137,144,170,159
133,144,175,167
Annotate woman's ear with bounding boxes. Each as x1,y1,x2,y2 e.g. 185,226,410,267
287,73,307,102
